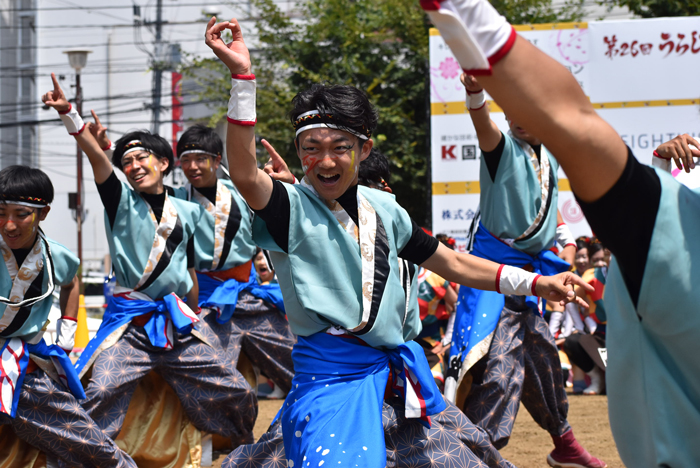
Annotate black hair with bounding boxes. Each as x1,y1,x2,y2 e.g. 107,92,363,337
176,124,223,159
289,84,378,144
0,165,54,205
112,130,174,176
588,239,605,258
358,148,391,188
576,238,589,251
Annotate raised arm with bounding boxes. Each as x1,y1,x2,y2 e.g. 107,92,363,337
204,17,273,210
461,73,501,152
476,38,627,203
42,73,113,184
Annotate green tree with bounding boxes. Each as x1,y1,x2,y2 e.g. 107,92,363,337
600,0,700,17
185,0,586,225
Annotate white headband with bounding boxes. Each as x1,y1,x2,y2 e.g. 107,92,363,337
1,200,48,209
180,149,219,158
122,140,149,157
294,110,369,140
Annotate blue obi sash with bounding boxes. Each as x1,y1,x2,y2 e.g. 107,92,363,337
1,337,86,417
450,223,569,369
75,292,198,375
277,332,446,467
197,264,286,323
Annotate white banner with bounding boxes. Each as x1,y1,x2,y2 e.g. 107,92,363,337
430,17,700,251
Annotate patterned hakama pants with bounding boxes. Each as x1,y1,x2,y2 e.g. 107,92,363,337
227,292,296,392
0,370,136,468
81,308,257,446
462,295,570,449
223,397,515,468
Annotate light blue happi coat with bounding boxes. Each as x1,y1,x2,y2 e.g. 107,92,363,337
253,183,422,348
0,238,79,338
106,180,201,300
172,179,256,273
605,169,700,468
480,133,560,255
0,236,85,417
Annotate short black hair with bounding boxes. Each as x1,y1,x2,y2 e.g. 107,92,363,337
358,148,391,188
0,165,54,205
176,124,223,159
289,84,378,143
112,130,174,176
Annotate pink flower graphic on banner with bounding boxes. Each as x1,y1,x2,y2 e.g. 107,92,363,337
438,57,461,79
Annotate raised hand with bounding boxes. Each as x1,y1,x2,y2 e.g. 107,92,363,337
204,17,251,75
654,134,700,173
42,73,70,112
261,139,295,184
460,73,483,93
535,271,594,308
89,110,111,149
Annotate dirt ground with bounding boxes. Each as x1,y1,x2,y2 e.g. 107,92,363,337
213,393,623,467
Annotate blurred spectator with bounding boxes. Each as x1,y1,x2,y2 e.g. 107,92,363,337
563,240,609,395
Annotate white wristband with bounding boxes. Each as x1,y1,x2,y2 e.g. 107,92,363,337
103,141,116,159
497,264,541,297
55,317,78,352
467,89,486,110
421,0,515,75
555,223,576,249
58,104,85,135
227,74,257,126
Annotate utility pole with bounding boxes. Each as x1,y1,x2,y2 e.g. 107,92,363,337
152,0,164,134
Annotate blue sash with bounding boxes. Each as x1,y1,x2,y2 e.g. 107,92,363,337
75,292,198,375
278,332,446,467
197,265,286,323
450,223,569,366
1,337,86,417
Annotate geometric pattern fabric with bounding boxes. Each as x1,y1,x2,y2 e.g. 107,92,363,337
0,369,136,467
222,397,516,468
225,292,296,392
81,308,258,447
462,296,570,449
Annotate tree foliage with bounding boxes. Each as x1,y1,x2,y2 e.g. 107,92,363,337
184,0,586,225
601,0,700,18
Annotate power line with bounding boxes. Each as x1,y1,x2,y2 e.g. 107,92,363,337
0,19,212,30
0,99,223,129
0,2,247,13
0,36,207,52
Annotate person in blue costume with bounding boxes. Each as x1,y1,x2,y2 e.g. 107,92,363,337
204,17,592,468
439,71,604,468
42,74,258,449
420,0,700,466
173,124,295,395
0,166,136,468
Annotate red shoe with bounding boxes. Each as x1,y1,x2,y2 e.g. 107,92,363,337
547,429,607,468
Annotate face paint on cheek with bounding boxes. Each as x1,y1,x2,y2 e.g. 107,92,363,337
146,155,156,174
301,154,322,175
345,150,357,183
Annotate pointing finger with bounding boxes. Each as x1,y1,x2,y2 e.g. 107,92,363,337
51,72,61,91
91,109,102,127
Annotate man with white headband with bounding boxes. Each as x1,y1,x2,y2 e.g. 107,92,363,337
173,124,295,398
204,16,592,468
420,0,700,467
42,74,258,456
0,165,136,467
438,72,603,468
